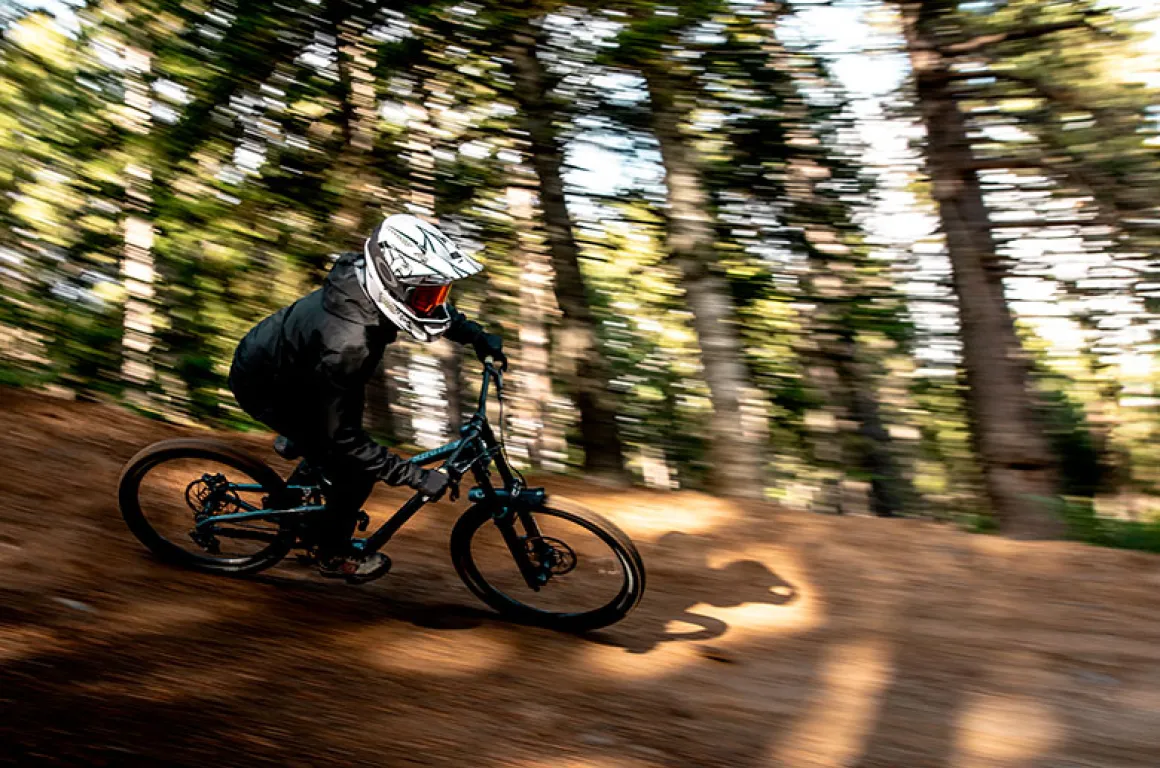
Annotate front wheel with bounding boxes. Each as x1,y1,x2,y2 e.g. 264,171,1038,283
450,500,645,632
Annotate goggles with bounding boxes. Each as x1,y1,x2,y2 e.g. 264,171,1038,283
405,283,450,317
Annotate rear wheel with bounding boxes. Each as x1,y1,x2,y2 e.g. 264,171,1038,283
118,439,294,575
450,501,645,632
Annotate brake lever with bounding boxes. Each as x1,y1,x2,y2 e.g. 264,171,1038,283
440,459,465,503
483,357,504,397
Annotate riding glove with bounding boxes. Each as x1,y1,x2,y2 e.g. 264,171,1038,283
472,332,508,371
414,468,451,501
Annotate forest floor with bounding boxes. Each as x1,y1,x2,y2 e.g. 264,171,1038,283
2,389,1160,768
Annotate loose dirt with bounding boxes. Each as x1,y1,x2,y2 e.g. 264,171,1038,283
2,388,1160,767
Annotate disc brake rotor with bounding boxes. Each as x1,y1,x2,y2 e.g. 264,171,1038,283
524,536,577,576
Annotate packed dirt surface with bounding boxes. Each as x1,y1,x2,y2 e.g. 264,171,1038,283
3,388,1160,767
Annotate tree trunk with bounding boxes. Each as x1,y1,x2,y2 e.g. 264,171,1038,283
324,0,384,243
405,72,437,219
784,152,910,517
798,318,907,516
506,27,626,478
120,44,155,408
508,183,552,468
644,66,767,498
440,341,463,437
899,0,1063,538
363,356,398,444
834,330,908,516
386,343,408,444
120,206,154,400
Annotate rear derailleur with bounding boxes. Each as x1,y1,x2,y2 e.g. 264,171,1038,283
185,472,241,554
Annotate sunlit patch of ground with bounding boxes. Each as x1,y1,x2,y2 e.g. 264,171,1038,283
581,637,701,679
352,626,517,678
771,637,895,768
546,489,748,542
951,693,1061,768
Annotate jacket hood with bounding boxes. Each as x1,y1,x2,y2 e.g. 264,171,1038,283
323,251,383,326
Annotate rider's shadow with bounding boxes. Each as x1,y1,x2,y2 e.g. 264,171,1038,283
248,527,798,645
585,530,799,654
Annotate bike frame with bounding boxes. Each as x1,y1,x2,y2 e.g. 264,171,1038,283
197,363,552,589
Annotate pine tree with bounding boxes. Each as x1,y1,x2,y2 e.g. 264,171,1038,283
895,0,1065,537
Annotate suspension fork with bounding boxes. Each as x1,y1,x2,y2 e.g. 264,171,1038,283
464,416,550,590
493,504,549,591
486,420,546,542
473,473,549,591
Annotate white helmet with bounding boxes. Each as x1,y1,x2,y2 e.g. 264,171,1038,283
358,214,483,341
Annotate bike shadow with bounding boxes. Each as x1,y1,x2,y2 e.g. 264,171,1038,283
248,565,497,632
583,529,799,654
242,526,799,651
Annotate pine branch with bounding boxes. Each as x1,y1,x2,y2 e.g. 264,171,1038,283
989,217,1102,229
940,16,1109,56
946,68,1142,126
989,216,1157,231
969,157,1047,172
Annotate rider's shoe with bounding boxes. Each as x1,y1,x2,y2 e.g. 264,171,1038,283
318,552,392,585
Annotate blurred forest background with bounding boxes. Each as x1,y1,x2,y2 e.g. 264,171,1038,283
1,0,1158,542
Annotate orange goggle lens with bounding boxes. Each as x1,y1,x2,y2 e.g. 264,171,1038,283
407,284,450,317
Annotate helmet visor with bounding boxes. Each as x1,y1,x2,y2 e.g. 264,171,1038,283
406,283,451,317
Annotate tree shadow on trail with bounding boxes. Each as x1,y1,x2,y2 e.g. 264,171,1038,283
585,530,799,654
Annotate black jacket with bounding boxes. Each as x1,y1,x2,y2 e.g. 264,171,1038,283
228,251,485,486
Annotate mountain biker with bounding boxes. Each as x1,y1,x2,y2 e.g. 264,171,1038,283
228,214,507,582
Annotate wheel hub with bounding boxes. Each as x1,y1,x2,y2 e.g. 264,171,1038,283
524,536,577,576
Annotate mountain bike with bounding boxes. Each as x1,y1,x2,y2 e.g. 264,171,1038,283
118,362,645,632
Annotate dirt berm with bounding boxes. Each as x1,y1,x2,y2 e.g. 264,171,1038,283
2,389,1159,767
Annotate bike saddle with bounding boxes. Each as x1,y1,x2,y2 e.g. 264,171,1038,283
273,436,302,460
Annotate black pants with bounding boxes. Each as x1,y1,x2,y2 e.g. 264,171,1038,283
230,375,374,559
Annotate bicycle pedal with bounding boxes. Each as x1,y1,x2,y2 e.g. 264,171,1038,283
345,554,392,585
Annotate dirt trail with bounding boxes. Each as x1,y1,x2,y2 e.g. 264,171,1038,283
2,389,1160,767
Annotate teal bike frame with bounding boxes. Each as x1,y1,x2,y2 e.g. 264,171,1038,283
192,362,549,585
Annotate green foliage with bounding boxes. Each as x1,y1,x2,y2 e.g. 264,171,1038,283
964,511,1001,534
1061,498,1160,553
41,303,124,397
0,362,48,389
0,0,1158,533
